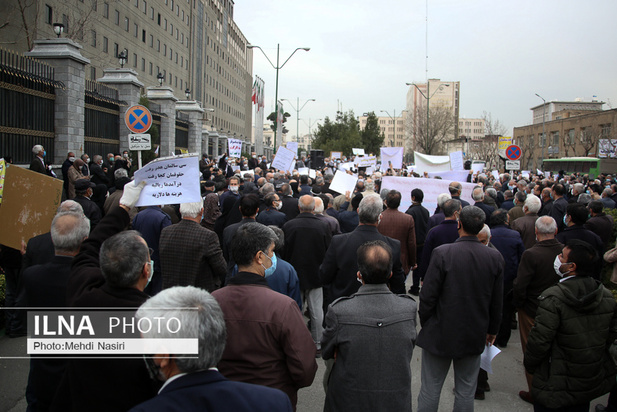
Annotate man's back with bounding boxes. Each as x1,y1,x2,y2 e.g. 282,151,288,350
160,220,227,291
378,208,416,273
405,203,429,245
418,237,504,358
512,213,539,250
322,284,417,412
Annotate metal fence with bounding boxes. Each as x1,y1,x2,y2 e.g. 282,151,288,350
84,79,124,156
0,48,61,163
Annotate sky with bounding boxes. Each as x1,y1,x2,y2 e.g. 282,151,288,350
233,0,617,140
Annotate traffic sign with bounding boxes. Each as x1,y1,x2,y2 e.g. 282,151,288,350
125,105,153,134
128,134,151,151
506,160,520,170
505,144,522,161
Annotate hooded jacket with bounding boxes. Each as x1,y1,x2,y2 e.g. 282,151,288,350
524,275,617,408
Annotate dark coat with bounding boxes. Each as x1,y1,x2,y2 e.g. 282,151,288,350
283,213,332,290
378,208,417,273
474,201,495,225
222,218,257,279
501,199,515,211
321,284,417,412
319,225,406,310
21,232,55,273
256,207,287,228
73,195,102,230
415,219,459,280
427,211,445,231
29,156,48,175
405,203,430,246
539,198,553,216
585,214,615,246
512,213,539,250
54,206,159,412
417,236,504,359
90,163,109,186
512,238,563,318
280,196,300,221
337,209,359,234
524,276,617,408
549,197,568,232
489,225,525,284
556,225,604,277
128,370,293,412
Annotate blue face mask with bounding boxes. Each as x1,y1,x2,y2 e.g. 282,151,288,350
261,252,277,278
43,150,46,157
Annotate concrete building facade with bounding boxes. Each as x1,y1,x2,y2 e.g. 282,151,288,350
358,112,407,148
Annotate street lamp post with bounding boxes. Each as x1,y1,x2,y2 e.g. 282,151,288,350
282,98,315,144
247,44,310,150
535,93,547,169
406,81,450,146
380,109,397,146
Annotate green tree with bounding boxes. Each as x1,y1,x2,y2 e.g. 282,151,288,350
267,111,291,134
360,111,384,155
312,110,362,157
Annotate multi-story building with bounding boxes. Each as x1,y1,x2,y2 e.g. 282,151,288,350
531,99,604,124
513,103,616,170
458,118,485,141
0,0,253,141
405,78,460,155
358,112,406,148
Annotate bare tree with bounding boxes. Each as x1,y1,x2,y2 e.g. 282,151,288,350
580,125,600,157
469,135,500,169
482,111,508,137
408,103,455,155
519,134,536,170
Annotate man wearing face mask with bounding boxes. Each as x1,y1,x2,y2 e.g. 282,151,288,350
512,216,563,404
73,179,102,230
524,239,617,412
219,176,241,215
90,154,110,186
256,192,287,228
212,223,317,410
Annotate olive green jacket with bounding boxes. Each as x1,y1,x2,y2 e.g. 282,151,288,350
524,275,617,408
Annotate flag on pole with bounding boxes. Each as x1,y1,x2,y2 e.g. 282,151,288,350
276,100,284,139
252,77,265,111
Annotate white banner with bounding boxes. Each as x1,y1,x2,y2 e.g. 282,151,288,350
271,146,296,173
134,155,201,207
381,176,475,216
426,170,470,181
352,148,365,155
228,138,243,158
380,147,404,171
413,152,450,174
355,155,377,168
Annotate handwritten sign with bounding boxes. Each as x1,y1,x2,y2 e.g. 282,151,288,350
331,151,342,160
228,138,243,158
134,155,201,207
449,151,464,171
271,146,296,173
356,155,377,168
352,148,365,156
286,141,298,154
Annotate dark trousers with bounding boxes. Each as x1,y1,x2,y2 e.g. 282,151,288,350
533,402,589,412
411,245,424,291
496,284,513,346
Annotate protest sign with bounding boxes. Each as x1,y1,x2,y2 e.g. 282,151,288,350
329,170,358,196
413,152,450,174
355,155,377,168
271,146,295,173
380,147,404,171
352,148,365,155
286,141,298,155
134,155,201,207
228,138,242,158
449,151,464,170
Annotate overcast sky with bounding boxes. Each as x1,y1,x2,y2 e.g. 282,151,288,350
234,0,617,140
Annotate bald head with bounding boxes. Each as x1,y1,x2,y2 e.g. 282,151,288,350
51,212,90,255
298,195,315,213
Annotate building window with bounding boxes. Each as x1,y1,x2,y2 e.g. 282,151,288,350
164,18,167,30
142,0,147,13
568,129,575,144
62,14,69,32
170,23,173,35
157,13,161,25
142,29,146,42
90,30,96,47
551,131,559,146
133,23,138,37
91,66,96,80
141,58,145,71
102,36,108,52
163,44,167,56
150,7,154,19
133,53,137,68
113,43,119,57
149,62,153,75
157,40,160,51
134,0,138,7
103,2,109,18
602,124,612,138
114,10,119,25
124,17,129,31
149,34,153,47
45,4,53,24
175,52,178,63
539,133,546,148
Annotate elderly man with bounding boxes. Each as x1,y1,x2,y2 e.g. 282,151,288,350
53,181,160,410
67,158,87,199
557,203,604,277
378,190,417,275
472,187,495,225
601,187,616,209
512,216,563,404
508,191,527,224
314,196,341,236
72,179,102,230
449,181,470,208
586,200,614,246
129,286,293,412
283,195,332,355
212,223,317,410
539,187,553,216
160,201,227,291
417,206,504,411
501,190,515,211
524,240,617,411
320,194,406,310
29,144,51,175
512,194,541,249
406,188,430,296
321,240,417,412
256,192,287,228
549,184,569,232
428,193,451,230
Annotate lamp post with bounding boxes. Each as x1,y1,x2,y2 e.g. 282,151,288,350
157,72,164,86
52,23,64,38
302,117,321,151
118,50,127,68
185,88,191,100
535,93,547,169
282,98,315,144
247,44,310,150
406,81,450,146
380,109,397,146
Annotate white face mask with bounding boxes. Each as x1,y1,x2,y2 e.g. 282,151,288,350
229,185,239,192
68,157,76,162
553,255,572,277
276,201,282,211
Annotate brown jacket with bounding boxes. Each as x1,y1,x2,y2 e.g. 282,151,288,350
378,208,417,273
212,272,317,409
512,213,539,250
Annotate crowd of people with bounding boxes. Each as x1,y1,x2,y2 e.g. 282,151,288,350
2,145,617,411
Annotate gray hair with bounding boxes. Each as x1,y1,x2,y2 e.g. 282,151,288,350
472,187,484,202
100,231,149,287
32,144,44,155
603,188,613,197
298,195,315,213
57,199,84,214
314,197,325,214
365,179,375,192
232,223,276,266
380,188,389,201
524,194,541,214
268,225,285,252
443,199,462,218
535,216,557,235
478,224,491,240
358,194,383,224
136,286,226,372
259,182,275,196
51,212,90,253
93,154,102,163
573,183,585,195
437,192,452,207
486,187,497,200
180,202,202,219
114,168,128,179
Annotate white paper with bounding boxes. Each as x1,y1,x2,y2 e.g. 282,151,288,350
380,147,404,171
339,162,355,172
381,176,475,215
227,138,243,158
308,169,316,179
331,151,342,159
480,344,501,374
352,148,365,156
427,170,470,181
232,166,240,172
449,151,464,171
366,167,375,175
134,155,201,207
537,169,543,176
329,170,358,196
271,146,296,173
286,141,298,154
356,155,377,168
492,170,500,180
471,162,485,174
521,171,530,180
413,152,451,174
239,169,254,178
298,167,310,176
